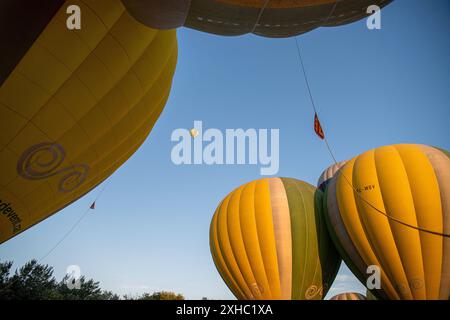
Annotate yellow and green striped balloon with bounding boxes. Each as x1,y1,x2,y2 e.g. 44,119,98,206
324,144,450,300
210,177,341,300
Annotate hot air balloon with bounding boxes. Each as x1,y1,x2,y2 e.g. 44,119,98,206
0,0,178,244
190,128,199,138
317,160,348,191
330,292,366,300
122,0,392,38
210,177,341,300
323,144,450,300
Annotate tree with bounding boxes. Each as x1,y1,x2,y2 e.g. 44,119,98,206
0,260,14,299
56,275,119,300
138,291,185,300
0,260,181,300
4,260,58,300
0,260,119,300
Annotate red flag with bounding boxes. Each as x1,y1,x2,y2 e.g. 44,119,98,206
314,113,325,140
90,202,96,210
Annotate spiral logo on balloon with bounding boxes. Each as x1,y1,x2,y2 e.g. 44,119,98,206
410,278,423,290
249,282,264,298
305,284,322,300
17,142,89,193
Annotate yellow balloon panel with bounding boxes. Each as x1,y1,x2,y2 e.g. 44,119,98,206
0,0,178,244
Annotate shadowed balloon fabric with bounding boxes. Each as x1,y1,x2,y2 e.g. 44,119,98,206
122,0,392,38
210,177,341,300
366,289,377,300
323,144,450,300
0,0,178,244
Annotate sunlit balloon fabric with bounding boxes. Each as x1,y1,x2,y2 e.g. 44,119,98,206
0,0,178,244
210,178,341,300
324,144,450,300
330,292,366,300
123,0,392,38
317,161,347,191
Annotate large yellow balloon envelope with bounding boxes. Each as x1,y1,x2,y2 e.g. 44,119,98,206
210,177,341,300
122,0,392,38
323,144,450,300
0,0,178,244
329,292,366,300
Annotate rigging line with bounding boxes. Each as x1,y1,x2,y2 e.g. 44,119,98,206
295,0,341,112
322,0,341,27
0,179,111,293
293,0,341,114
339,170,450,238
293,35,449,239
37,208,91,263
295,34,337,164
294,36,338,165
323,137,338,164
250,0,271,34
294,37,319,114
38,179,111,263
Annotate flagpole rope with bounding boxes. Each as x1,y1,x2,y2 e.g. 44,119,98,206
293,6,449,238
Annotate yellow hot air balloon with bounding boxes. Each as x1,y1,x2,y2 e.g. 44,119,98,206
324,144,450,300
0,0,178,244
329,292,366,300
210,177,341,300
122,0,392,38
190,128,199,138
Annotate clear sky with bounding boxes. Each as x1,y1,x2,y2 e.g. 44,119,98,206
0,0,449,299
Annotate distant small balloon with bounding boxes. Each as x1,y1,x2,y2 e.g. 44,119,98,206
190,128,199,138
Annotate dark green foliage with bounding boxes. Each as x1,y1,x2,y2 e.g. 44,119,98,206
137,291,184,300
0,260,181,300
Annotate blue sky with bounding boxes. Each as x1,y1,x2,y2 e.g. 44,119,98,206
0,0,449,299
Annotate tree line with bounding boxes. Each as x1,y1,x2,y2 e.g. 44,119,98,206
0,260,184,300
